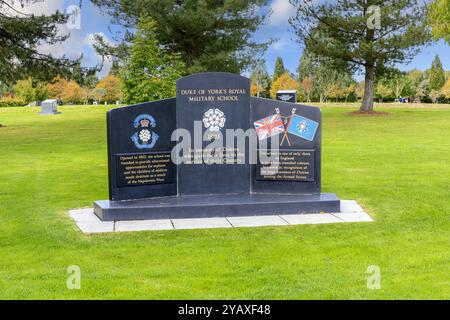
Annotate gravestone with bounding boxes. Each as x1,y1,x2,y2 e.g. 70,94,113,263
40,99,59,115
276,90,297,103
94,72,340,221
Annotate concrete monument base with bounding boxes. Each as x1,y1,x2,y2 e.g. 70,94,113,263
94,193,341,222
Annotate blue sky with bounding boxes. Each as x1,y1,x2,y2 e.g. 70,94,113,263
19,0,450,79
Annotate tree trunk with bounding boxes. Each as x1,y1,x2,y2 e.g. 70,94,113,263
360,65,375,112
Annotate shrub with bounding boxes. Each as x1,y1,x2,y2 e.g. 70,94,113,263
0,96,27,107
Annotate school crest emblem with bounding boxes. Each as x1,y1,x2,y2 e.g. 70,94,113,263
202,108,226,132
131,114,159,149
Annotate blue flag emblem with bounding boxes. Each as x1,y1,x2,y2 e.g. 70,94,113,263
287,115,319,142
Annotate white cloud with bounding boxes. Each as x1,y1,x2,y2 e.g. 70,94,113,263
272,37,290,51
269,0,295,25
7,1,114,78
7,0,64,16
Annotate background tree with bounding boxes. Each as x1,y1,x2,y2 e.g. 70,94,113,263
416,80,431,103
273,57,286,81
95,74,123,103
63,81,84,104
47,76,68,99
13,78,35,103
92,0,270,74
34,81,48,103
429,55,446,91
90,88,106,104
290,0,430,112
429,0,450,44
120,18,185,104
312,61,340,103
0,0,77,84
70,62,98,88
297,53,314,81
442,79,450,99
250,59,271,98
270,72,300,99
300,77,313,102
12,77,48,104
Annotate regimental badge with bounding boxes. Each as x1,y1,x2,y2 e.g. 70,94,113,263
298,121,308,133
202,108,226,132
131,114,159,149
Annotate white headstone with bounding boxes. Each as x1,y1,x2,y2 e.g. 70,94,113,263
40,99,59,115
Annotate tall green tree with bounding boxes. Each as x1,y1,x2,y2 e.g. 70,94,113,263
429,55,446,91
297,53,314,81
120,18,185,104
429,0,450,44
0,0,77,84
250,59,271,98
290,0,430,112
91,0,270,74
273,57,286,81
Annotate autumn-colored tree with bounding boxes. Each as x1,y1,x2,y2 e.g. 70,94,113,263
250,82,263,97
270,73,299,99
95,74,123,103
47,76,69,99
62,81,84,103
301,77,313,102
442,79,450,99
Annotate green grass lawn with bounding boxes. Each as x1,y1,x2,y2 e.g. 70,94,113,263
0,105,449,299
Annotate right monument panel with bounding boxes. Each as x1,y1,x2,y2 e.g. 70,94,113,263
251,97,321,195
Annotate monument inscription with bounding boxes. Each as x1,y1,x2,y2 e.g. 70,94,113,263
256,149,315,182
116,152,175,188
176,73,251,196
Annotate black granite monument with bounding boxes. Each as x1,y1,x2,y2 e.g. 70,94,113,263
94,72,340,221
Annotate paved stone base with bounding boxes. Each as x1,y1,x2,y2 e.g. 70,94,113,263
69,200,372,234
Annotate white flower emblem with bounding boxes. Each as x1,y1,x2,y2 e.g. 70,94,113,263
203,108,226,132
139,129,152,144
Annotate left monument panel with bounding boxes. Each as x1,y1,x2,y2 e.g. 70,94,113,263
107,99,177,201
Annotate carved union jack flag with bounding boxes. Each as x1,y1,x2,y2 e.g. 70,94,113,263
254,114,285,140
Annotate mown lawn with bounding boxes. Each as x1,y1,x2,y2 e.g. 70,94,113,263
0,105,448,299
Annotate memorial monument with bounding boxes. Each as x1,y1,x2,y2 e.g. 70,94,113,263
40,99,59,115
94,73,340,221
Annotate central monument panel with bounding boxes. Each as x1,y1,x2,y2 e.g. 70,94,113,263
176,73,251,196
